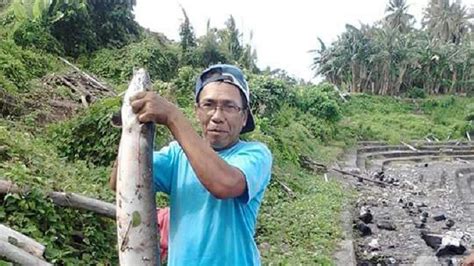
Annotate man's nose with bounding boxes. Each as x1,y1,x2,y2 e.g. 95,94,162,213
210,107,225,123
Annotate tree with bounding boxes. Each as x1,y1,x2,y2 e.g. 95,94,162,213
178,7,196,52
422,0,473,44
196,20,229,67
384,0,414,33
220,15,243,62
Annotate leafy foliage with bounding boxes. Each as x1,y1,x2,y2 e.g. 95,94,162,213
47,97,121,167
296,83,342,122
0,40,58,92
1,189,117,264
7,0,141,57
12,19,63,54
248,74,296,117
86,38,179,85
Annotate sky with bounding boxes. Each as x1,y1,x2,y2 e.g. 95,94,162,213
133,0,474,83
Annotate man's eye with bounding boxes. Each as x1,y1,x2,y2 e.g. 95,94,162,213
201,103,213,107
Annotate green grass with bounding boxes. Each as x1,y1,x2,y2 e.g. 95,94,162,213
258,167,345,265
340,95,472,143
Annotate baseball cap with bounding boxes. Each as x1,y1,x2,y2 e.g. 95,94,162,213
195,64,255,134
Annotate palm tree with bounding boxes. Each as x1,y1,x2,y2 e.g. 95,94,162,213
384,0,414,33
422,0,473,44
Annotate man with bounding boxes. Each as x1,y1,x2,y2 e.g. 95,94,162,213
110,64,272,265
463,252,474,266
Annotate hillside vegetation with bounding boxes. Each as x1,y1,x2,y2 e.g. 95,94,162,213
0,0,472,264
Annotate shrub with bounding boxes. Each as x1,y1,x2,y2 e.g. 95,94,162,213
87,38,180,85
47,97,121,166
296,84,342,122
406,87,426,99
12,20,63,54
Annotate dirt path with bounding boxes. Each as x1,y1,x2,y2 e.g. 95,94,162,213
337,141,474,265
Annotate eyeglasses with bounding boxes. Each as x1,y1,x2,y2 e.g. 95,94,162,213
198,102,244,115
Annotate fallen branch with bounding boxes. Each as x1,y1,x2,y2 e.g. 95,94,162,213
58,57,113,94
299,155,327,173
0,180,23,194
48,191,115,218
58,77,91,107
330,168,390,186
0,240,51,266
273,177,295,198
0,180,115,218
401,141,418,152
333,85,348,102
0,224,45,258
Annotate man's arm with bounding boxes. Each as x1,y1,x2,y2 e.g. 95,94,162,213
131,92,246,199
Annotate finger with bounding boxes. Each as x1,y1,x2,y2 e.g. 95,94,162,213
138,112,155,124
131,98,146,114
130,91,147,101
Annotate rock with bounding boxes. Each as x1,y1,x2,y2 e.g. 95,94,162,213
377,220,397,231
373,171,385,181
368,238,380,251
417,202,428,208
385,257,397,264
421,211,429,218
435,235,467,256
421,231,442,249
420,216,428,223
413,256,439,265
433,214,447,221
359,207,373,224
421,231,467,256
415,222,426,229
356,222,372,236
444,219,455,229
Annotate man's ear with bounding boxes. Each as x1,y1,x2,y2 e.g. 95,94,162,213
242,109,248,127
194,103,199,120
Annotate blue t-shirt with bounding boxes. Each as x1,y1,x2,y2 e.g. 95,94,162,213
152,140,272,266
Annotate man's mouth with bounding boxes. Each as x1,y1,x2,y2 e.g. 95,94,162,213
208,129,227,133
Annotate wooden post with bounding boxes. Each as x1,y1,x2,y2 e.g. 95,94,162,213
0,240,51,266
0,224,46,258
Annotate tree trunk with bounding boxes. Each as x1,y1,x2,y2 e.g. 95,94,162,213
351,62,358,93
0,240,51,266
449,68,457,93
394,64,407,95
0,224,46,258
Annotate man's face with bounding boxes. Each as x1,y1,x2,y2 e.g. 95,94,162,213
196,82,247,150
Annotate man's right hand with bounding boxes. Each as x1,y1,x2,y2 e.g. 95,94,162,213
130,92,180,127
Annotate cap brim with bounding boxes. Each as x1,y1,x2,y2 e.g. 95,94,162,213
241,109,255,134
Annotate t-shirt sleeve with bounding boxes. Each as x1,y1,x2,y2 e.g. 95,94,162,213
227,143,272,204
152,142,177,194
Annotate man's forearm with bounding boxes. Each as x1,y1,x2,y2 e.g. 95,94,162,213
167,112,246,199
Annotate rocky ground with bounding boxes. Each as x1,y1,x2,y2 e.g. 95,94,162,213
338,141,474,266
